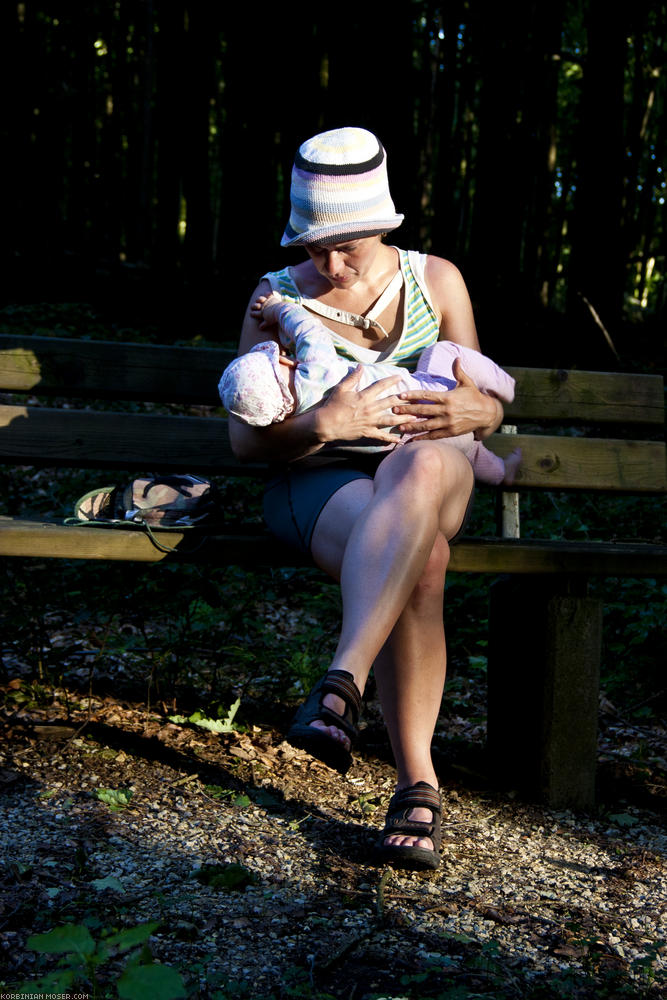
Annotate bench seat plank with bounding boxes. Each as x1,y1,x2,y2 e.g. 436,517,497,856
1,519,666,575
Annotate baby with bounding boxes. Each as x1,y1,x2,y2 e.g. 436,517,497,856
220,292,522,486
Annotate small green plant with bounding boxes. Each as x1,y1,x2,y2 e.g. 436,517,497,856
95,787,134,811
204,784,252,807
18,920,186,999
169,697,241,734
191,862,258,891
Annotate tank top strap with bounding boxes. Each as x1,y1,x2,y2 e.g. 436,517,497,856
260,267,302,303
299,269,403,341
406,250,436,313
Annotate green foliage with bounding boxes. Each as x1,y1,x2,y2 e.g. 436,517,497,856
20,920,186,999
169,698,241,734
94,787,134,812
191,862,258,891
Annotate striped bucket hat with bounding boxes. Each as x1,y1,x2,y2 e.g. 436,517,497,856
281,127,404,248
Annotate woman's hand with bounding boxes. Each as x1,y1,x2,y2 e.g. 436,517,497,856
391,358,503,440
314,367,408,445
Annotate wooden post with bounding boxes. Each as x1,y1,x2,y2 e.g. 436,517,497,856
487,575,602,809
496,424,520,539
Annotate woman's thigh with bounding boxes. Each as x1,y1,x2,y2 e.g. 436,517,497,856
311,440,474,578
263,464,374,557
310,477,375,580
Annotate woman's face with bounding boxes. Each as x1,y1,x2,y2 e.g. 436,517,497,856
305,235,383,288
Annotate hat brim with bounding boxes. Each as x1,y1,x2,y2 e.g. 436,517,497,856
280,218,404,249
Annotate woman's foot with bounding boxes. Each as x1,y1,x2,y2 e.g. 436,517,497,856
308,692,352,750
286,670,362,773
375,782,442,869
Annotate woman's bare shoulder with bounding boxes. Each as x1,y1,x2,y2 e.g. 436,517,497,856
423,254,480,350
423,254,467,295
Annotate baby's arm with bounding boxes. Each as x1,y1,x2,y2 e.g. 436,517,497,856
251,292,356,413
253,292,350,379
252,293,335,356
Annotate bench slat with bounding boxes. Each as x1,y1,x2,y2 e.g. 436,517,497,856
0,335,229,405
1,404,665,492
486,432,667,492
1,519,666,575
0,403,251,475
504,366,665,425
1,336,664,426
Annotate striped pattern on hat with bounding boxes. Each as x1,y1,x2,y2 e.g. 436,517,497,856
281,127,404,247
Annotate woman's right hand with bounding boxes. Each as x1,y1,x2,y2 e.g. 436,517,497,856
314,367,409,445
392,358,503,440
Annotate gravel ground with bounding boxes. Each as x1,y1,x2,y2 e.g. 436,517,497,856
1,696,666,999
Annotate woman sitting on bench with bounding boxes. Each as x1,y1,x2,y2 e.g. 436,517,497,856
228,126,504,870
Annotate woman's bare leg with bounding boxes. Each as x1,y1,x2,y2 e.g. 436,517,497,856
315,443,471,670
310,440,474,850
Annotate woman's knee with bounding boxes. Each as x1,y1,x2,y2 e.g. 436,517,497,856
375,442,451,506
377,440,471,495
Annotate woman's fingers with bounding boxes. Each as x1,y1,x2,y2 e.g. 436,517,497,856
318,369,409,442
392,374,492,437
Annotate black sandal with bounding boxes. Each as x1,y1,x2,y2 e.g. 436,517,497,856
286,669,362,774
374,782,442,870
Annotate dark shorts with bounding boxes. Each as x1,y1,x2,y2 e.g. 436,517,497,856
263,453,475,558
263,461,378,555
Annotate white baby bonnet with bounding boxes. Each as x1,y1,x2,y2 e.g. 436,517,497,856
218,342,294,426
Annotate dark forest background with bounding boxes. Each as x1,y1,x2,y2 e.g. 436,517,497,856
1,0,665,373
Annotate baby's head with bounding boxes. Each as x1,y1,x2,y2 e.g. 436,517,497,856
219,341,295,426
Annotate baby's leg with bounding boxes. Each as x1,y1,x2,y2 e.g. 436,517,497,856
470,444,522,486
502,448,522,486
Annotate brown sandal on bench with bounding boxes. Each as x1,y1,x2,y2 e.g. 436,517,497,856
374,782,442,871
286,669,362,774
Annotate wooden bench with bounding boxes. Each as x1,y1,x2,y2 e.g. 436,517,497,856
1,333,666,809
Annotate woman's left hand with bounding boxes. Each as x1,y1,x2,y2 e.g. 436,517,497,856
391,358,502,439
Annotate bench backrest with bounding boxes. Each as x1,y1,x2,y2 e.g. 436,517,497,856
0,334,665,494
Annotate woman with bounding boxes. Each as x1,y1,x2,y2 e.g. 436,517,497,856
229,127,503,870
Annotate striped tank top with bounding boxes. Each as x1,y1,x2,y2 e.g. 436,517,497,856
261,248,440,372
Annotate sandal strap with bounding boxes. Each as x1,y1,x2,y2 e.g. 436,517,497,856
384,816,436,837
321,670,362,722
390,782,441,814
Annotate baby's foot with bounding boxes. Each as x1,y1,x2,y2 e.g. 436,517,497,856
502,447,522,486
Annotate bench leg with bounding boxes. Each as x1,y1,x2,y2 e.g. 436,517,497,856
486,575,602,810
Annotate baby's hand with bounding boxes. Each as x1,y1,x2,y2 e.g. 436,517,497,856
250,292,283,328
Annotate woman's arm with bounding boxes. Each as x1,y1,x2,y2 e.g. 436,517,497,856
228,283,403,463
392,256,503,440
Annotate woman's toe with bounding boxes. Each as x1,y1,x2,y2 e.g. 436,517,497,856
384,833,434,851
309,719,350,750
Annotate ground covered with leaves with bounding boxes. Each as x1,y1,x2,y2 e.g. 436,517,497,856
1,544,666,1000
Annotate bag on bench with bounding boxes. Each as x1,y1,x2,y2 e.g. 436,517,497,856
66,474,221,552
